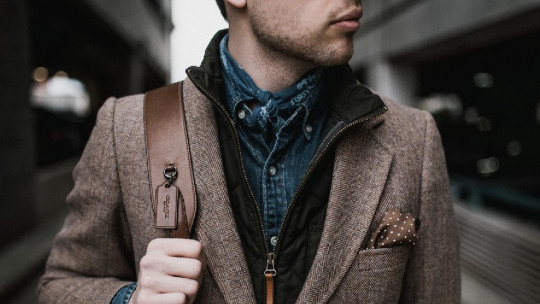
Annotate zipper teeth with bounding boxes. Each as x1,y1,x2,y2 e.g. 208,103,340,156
274,105,388,253
187,69,270,253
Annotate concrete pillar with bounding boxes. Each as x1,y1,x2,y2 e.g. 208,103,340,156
0,0,35,244
366,59,418,107
128,47,146,94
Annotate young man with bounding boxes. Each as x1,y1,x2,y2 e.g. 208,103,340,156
39,0,460,303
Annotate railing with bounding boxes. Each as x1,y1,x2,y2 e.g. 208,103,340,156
455,202,540,304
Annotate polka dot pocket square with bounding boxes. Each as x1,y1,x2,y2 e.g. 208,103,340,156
367,209,420,249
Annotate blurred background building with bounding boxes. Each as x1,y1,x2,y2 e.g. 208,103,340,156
354,1,540,303
0,0,539,303
0,0,172,302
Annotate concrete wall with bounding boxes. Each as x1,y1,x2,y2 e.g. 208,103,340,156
83,0,173,78
352,0,540,104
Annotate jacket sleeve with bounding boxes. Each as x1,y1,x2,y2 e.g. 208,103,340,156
38,98,137,303
399,112,461,303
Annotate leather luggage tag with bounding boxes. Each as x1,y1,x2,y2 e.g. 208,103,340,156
155,183,179,229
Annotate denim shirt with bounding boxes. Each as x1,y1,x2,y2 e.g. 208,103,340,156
219,35,329,250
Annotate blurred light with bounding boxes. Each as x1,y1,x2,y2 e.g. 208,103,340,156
473,72,495,88
30,76,90,117
476,157,499,176
464,107,479,124
33,67,48,82
418,94,462,117
507,141,522,157
477,117,493,132
55,70,68,77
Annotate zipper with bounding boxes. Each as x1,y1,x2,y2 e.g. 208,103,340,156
187,69,387,302
186,69,270,254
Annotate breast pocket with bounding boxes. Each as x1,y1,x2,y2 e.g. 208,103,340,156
330,246,411,304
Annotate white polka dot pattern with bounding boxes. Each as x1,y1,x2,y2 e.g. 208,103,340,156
367,209,420,249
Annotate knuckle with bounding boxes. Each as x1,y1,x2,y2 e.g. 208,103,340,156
147,239,164,252
189,240,203,256
185,280,199,295
191,259,203,277
185,240,203,257
177,293,187,304
137,292,152,304
192,258,202,270
192,280,200,292
139,275,157,289
139,255,157,270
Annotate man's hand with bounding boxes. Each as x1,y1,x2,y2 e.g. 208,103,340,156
129,238,205,304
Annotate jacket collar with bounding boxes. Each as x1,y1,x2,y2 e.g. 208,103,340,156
187,29,387,125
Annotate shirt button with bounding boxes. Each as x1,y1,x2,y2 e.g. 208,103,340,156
238,109,246,120
305,124,313,133
270,236,278,247
268,165,277,176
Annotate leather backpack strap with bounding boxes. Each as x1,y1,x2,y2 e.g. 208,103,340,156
144,81,197,239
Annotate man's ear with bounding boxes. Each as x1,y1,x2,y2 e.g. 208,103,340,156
225,0,247,9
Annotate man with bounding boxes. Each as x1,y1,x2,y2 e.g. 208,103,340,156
39,0,460,303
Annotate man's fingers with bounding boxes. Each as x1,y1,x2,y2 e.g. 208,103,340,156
140,254,202,279
147,238,203,259
139,274,199,297
165,257,202,279
136,238,204,304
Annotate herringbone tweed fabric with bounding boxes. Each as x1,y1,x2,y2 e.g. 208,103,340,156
38,79,459,303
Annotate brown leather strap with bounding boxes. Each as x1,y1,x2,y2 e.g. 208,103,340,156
265,273,274,304
144,81,197,239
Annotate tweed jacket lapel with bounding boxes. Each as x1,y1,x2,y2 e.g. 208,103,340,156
182,80,257,303
297,123,393,303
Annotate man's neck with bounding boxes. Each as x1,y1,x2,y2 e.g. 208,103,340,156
227,30,315,93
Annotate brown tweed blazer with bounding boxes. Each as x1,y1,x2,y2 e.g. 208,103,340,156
39,79,460,303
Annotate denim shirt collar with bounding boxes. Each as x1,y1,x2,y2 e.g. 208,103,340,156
219,34,322,140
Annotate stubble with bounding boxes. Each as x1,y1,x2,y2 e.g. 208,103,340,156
249,6,355,68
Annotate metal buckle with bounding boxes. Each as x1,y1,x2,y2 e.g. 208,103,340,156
163,164,178,187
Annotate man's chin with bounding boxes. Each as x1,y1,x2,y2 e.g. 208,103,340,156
313,47,354,67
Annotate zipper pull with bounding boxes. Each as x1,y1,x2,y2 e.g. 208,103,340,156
265,252,276,304
265,252,276,276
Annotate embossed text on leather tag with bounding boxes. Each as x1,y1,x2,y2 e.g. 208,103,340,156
155,184,178,229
